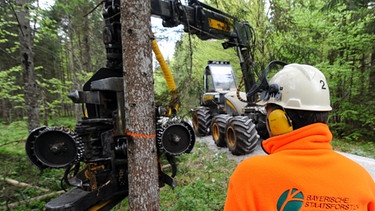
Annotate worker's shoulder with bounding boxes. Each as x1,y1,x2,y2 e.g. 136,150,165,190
334,151,375,178
237,154,273,168
232,154,284,179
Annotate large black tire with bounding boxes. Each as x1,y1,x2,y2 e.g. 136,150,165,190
192,106,212,136
211,114,230,147
226,116,259,155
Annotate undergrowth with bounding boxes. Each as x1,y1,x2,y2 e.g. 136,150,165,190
331,139,375,159
0,119,374,210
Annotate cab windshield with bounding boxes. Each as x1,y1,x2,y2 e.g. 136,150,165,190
210,65,236,91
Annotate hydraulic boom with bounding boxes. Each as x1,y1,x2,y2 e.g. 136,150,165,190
151,0,257,103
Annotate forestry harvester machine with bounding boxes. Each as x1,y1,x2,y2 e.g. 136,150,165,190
186,2,283,155
192,59,273,155
24,0,284,210
192,60,253,153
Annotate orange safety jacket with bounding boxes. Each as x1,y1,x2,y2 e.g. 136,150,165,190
224,123,375,211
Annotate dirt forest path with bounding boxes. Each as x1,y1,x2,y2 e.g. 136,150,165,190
197,135,375,181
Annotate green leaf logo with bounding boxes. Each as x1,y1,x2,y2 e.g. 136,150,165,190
277,188,304,211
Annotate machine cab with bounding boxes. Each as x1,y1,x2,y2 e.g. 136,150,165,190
204,60,237,92
201,60,240,113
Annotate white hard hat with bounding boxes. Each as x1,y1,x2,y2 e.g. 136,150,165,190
259,64,332,111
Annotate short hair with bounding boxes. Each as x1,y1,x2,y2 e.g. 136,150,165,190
285,109,329,130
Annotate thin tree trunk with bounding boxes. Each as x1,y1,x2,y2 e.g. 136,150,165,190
370,47,375,95
1,177,49,192
121,0,160,209
66,16,81,121
16,0,39,131
1,98,10,125
82,9,92,73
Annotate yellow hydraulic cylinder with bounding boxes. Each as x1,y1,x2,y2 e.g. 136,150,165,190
152,36,180,116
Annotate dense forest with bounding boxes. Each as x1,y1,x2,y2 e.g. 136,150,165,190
1,0,374,141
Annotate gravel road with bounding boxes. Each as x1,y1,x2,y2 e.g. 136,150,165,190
197,135,375,181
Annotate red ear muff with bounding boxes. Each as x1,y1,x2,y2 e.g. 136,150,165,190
267,109,293,136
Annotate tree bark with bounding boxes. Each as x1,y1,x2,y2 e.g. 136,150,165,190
370,47,375,95
1,98,9,125
120,0,160,210
16,0,40,131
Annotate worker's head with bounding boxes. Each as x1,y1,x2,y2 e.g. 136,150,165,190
259,64,332,136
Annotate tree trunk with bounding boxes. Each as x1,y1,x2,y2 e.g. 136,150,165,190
65,15,81,121
1,98,9,125
16,0,39,131
82,7,92,73
370,47,375,95
120,0,160,209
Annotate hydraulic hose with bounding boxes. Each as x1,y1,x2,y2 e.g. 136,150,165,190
152,35,180,115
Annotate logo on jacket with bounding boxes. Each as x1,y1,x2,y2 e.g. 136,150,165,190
277,188,304,211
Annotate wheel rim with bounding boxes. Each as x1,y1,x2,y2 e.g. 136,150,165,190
212,123,220,141
226,126,236,148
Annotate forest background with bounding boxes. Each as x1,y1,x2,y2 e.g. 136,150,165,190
0,0,374,209
1,0,374,142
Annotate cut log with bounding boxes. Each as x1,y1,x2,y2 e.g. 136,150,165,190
1,177,49,192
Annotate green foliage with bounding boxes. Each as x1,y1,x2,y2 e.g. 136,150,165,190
111,142,237,211
331,139,375,159
47,117,76,129
0,150,65,210
154,69,169,98
330,100,375,141
0,16,17,45
0,117,75,210
155,0,375,141
159,143,236,210
0,66,24,104
265,0,375,141
0,118,75,155
38,76,74,117
0,121,28,154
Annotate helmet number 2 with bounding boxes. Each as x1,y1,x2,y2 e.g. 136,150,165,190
320,80,327,90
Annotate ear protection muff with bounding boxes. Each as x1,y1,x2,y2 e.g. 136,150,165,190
267,109,293,136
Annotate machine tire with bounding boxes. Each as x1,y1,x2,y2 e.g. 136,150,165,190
226,116,259,155
211,114,230,147
192,106,212,136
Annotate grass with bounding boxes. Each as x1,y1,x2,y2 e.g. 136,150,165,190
331,139,375,159
0,121,28,155
0,119,374,210
0,150,65,210
0,118,77,210
109,141,237,211
159,143,237,210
